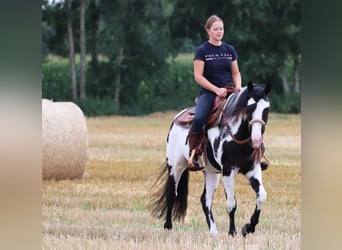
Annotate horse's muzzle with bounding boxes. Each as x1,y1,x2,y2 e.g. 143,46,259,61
252,137,263,149
249,118,265,149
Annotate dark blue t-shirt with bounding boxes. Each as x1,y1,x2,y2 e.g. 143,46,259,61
194,41,238,93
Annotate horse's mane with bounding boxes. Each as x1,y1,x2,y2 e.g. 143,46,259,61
221,84,269,126
221,87,249,124
219,83,269,162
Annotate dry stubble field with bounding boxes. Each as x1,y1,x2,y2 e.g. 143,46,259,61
42,112,301,250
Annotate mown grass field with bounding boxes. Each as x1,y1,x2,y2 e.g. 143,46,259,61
42,112,301,249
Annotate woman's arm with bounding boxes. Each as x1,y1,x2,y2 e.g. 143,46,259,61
231,60,242,90
193,59,227,97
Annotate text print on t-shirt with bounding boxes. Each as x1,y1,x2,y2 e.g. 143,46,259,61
205,53,233,61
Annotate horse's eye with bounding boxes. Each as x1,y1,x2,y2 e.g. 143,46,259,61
246,103,256,113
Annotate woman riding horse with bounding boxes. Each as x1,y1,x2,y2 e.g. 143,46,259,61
150,82,271,237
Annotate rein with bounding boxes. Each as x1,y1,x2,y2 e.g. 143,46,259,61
224,118,266,144
221,109,269,163
219,95,266,145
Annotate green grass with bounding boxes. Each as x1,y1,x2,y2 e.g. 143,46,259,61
42,112,301,249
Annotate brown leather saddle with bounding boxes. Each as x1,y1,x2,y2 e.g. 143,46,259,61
174,86,236,128
174,97,224,128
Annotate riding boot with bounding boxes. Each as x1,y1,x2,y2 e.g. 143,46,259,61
187,130,204,171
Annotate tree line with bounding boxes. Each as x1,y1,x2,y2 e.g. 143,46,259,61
42,0,301,115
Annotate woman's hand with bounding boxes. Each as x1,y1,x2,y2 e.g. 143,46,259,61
215,87,228,98
235,86,241,91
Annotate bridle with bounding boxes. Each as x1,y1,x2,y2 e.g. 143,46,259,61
248,118,265,127
223,115,267,145
218,86,270,164
218,90,268,145
224,117,268,163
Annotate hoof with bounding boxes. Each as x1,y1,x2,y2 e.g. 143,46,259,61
209,230,219,236
241,223,255,237
228,230,237,237
164,222,172,230
241,224,249,237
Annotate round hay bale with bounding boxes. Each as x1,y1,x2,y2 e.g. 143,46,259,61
42,99,88,180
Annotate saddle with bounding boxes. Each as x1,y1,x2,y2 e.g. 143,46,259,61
174,85,236,128
174,98,223,128
175,85,237,168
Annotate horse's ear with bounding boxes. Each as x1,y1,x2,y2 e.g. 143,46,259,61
265,83,271,95
247,81,253,92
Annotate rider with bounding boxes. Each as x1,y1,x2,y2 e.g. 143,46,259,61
188,15,241,170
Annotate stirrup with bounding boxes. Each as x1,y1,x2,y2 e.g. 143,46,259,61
188,149,205,171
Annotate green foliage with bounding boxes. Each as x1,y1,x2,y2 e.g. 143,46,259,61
96,0,173,108
76,96,118,116
42,0,301,116
169,0,301,92
42,0,68,57
270,92,301,114
86,61,115,98
42,56,72,101
119,54,198,115
42,54,300,116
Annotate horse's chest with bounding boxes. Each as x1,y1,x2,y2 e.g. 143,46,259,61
208,139,253,170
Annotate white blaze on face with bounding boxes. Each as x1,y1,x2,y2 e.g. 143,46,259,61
249,98,269,148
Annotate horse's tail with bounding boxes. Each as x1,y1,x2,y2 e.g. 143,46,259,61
148,162,189,222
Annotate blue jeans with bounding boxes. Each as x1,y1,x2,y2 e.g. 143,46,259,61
190,91,217,133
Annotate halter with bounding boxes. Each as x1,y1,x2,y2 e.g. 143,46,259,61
215,86,269,165
224,117,266,145
222,117,267,165
248,118,265,126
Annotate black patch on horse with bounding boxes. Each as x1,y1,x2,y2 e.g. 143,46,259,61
206,140,221,171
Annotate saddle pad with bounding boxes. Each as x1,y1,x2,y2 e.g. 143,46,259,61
174,107,196,126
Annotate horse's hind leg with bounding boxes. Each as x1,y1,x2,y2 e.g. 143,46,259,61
242,166,267,237
201,172,220,235
164,174,176,229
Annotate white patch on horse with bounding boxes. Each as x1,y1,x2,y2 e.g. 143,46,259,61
222,168,239,213
166,122,190,195
245,164,267,210
248,98,256,106
204,172,220,235
207,128,222,161
250,99,269,148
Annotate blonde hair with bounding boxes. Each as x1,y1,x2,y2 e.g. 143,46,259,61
205,15,224,31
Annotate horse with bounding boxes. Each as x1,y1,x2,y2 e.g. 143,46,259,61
149,81,271,237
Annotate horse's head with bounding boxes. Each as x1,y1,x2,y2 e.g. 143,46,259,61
245,81,271,149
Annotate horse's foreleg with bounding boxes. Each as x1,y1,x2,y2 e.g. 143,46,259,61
242,166,267,237
222,168,239,236
201,172,220,235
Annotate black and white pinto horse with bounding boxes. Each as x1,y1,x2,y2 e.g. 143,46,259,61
149,82,271,237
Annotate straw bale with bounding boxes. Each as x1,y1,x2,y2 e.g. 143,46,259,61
42,99,88,180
